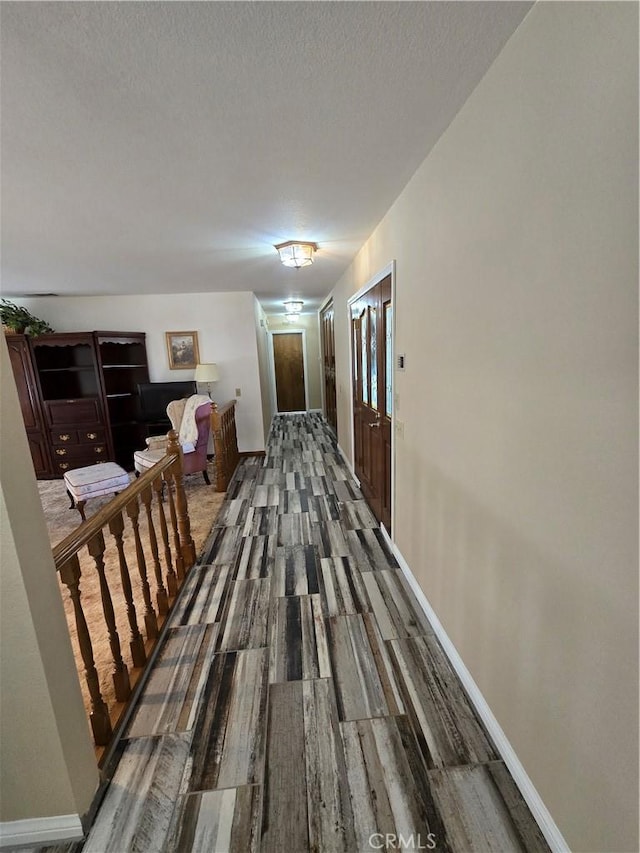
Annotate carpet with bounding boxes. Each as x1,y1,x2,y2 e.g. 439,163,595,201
37,459,225,727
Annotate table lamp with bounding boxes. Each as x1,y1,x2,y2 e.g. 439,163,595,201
194,362,220,401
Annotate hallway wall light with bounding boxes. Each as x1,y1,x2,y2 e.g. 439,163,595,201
274,241,317,269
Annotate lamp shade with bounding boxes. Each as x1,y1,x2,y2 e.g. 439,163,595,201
194,363,220,383
274,241,317,269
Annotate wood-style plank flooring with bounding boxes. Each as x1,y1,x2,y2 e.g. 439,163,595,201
36,413,550,853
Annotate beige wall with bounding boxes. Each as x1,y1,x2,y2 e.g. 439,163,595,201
329,4,638,851
14,291,266,452
266,313,322,411
0,338,98,827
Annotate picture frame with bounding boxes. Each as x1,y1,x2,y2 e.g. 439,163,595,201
165,330,200,370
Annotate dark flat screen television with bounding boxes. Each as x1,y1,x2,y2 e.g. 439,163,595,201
137,381,197,425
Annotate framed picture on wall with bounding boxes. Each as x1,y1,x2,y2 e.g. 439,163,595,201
166,331,200,370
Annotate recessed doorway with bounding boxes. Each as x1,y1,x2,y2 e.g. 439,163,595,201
349,270,393,533
269,330,308,413
320,299,337,432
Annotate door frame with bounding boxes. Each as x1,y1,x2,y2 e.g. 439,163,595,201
347,260,396,537
318,295,336,430
318,293,333,418
268,328,310,414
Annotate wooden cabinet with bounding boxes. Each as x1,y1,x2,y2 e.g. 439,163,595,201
5,331,149,479
27,433,52,479
6,334,53,478
30,332,110,477
95,332,149,469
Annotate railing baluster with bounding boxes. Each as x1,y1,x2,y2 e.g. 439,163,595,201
87,531,131,703
141,484,169,615
108,511,146,668
50,409,233,752
167,430,196,571
164,470,184,582
212,400,239,491
58,554,113,746
153,476,177,598
126,496,158,640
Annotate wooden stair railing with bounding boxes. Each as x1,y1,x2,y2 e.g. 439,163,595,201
211,399,240,491
52,430,196,752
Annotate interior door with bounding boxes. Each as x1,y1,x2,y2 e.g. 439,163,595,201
321,301,337,432
351,274,392,531
273,332,306,413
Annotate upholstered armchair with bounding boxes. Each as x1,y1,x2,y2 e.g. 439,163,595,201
133,395,212,484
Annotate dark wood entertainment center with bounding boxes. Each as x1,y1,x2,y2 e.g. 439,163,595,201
6,331,150,478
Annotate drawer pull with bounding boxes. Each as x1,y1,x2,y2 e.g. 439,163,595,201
56,448,67,456
94,446,105,454
59,463,69,470
58,434,71,442
86,432,97,440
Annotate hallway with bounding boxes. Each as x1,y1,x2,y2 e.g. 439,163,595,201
46,413,549,853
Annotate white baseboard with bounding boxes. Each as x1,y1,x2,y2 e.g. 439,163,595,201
379,521,393,550
391,542,570,853
337,443,359,485
0,813,83,849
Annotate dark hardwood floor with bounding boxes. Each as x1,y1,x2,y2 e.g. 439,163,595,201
34,413,550,853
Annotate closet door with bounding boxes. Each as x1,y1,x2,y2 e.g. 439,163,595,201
351,274,392,531
321,301,337,432
273,332,306,412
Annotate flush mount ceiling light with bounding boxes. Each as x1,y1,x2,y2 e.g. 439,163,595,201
283,299,304,324
275,241,317,269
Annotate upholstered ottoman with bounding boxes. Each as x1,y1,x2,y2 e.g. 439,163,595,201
63,462,130,521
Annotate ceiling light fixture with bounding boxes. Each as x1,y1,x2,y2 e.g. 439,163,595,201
283,300,304,313
275,241,317,269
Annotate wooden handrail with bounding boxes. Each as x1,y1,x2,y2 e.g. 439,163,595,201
53,453,177,570
211,399,240,491
51,401,237,751
53,429,198,750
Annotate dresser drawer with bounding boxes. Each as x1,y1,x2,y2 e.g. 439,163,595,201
50,430,79,446
54,458,110,475
78,428,106,444
51,444,108,464
44,398,103,427
50,427,107,447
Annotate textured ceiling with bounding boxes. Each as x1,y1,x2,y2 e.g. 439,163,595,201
0,1,531,314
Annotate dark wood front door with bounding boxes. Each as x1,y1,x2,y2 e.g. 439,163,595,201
351,274,392,531
321,301,337,432
273,332,306,412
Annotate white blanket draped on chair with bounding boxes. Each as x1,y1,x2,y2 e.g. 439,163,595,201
167,394,211,452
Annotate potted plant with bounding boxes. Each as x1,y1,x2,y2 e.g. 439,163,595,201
1,299,54,336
